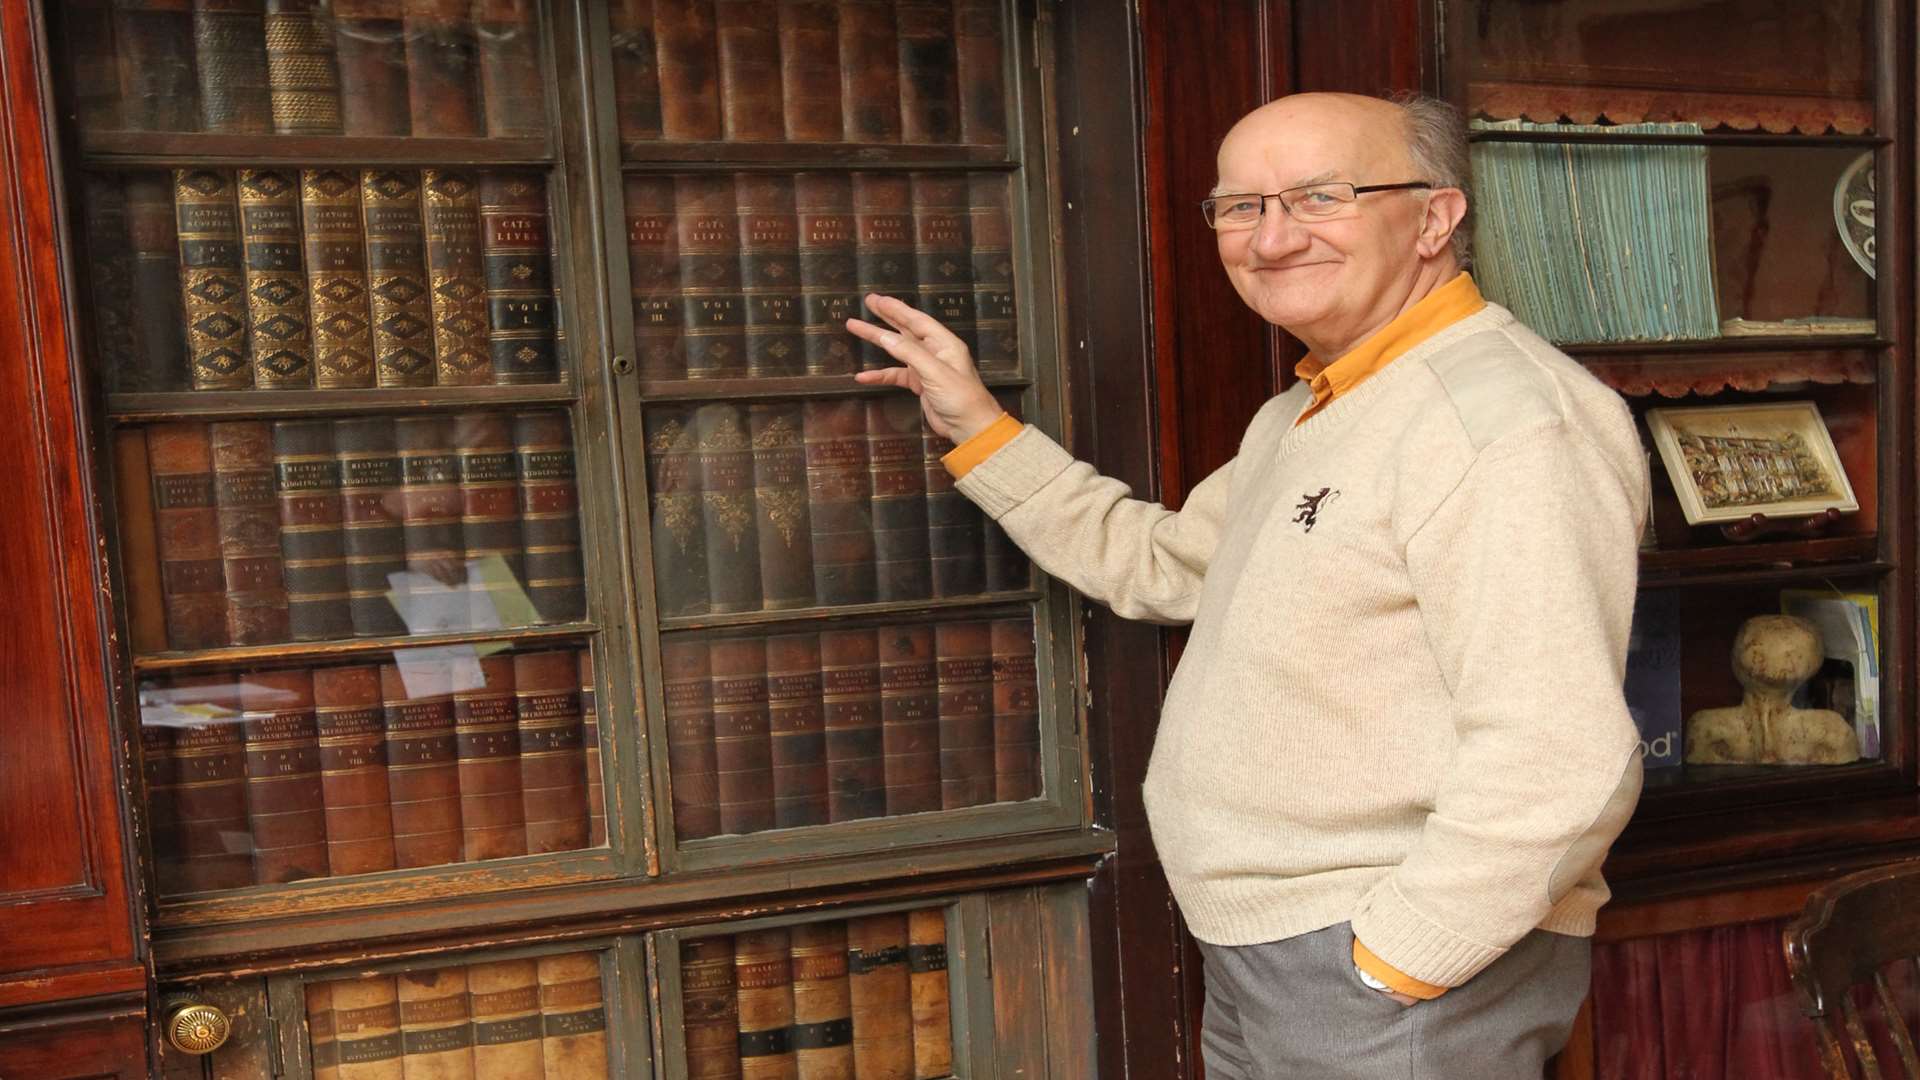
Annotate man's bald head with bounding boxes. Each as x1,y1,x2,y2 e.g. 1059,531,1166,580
1218,94,1417,181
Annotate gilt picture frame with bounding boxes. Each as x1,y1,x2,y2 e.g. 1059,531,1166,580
1647,401,1859,525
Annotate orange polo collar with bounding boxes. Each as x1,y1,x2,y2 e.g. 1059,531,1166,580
1294,272,1485,425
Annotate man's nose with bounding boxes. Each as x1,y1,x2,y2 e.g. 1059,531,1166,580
1247,202,1309,261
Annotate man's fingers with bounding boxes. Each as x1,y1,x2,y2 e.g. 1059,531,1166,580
863,294,968,358
845,316,945,374
851,366,924,395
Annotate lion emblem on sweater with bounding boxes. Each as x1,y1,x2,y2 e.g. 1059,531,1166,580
1292,487,1340,532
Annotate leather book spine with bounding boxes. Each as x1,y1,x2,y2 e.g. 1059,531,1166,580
624,174,685,379
211,420,291,644
403,0,482,136
836,0,899,141
65,0,123,132
675,175,748,378
710,636,775,836
866,396,930,601
909,172,975,354
789,920,854,1079
697,403,765,613
263,0,342,133
332,0,411,136
473,0,546,137
878,624,939,815
513,409,588,624
395,415,463,623
906,908,952,1078
193,0,274,134
967,173,1018,371
175,168,254,390
850,173,914,369
538,951,611,1077
313,663,399,876
237,168,316,388
934,619,994,808
793,172,858,375
647,406,711,618
580,649,606,846
360,169,436,388
330,974,406,1078
82,178,143,392
734,928,797,1078
845,913,913,1078
421,169,496,386
147,422,229,648
952,0,1005,144
240,669,329,883
765,632,828,829
715,0,783,141
453,653,526,861
514,649,591,853
778,1,841,142
395,967,475,1074
114,430,171,654
610,0,663,140
275,420,353,641
819,627,883,821
893,0,958,143
114,0,200,131
300,169,378,388
802,399,875,605
662,638,721,841
749,403,815,610
165,674,256,892
653,0,722,140
923,425,983,597
379,660,465,869
139,699,185,890
991,616,1040,801
333,417,409,636
454,412,525,626
307,981,341,1080
467,959,546,1076
478,174,560,384
737,173,805,376
123,173,192,392
681,936,743,1080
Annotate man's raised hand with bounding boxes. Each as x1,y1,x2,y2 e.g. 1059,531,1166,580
846,293,1005,444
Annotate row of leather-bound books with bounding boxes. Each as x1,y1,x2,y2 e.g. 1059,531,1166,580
625,170,1018,380
139,645,603,897
683,909,955,1079
306,949,609,1080
85,168,563,395
113,409,585,653
664,617,1040,842
647,396,1026,619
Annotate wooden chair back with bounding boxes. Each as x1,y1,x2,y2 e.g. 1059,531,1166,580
1784,860,1920,1079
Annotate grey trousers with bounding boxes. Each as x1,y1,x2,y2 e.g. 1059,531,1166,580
1199,922,1589,1080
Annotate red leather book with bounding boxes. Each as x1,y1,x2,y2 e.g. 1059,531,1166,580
766,632,828,829
654,0,722,140
681,936,742,1079
923,423,983,598
609,0,664,141
454,412,524,627
675,174,748,378
236,168,315,388
468,958,546,1075
909,172,975,354
239,668,330,883
478,173,561,384
263,0,343,133
513,409,588,625
749,402,815,610
661,637,721,841
934,620,994,808
515,649,591,852
421,169,495,386
474,0,547,137
866,395,931,602
579,649,607,846
113,429,170,654
991,617,1040,801
850,173,914,369
305,980,339,1080
361,169,436,388
778,1,841,141
697,403,765,615
332,416,409,636
716,0,783,141
647,405,712,619
379,659,465,868
802,398,876,606
878,624,939,815
274,420,353,641
163,673,256,892
789,920,855,1079
329,974,405,1074
710,636,775,836
395,966,474,1069
906,907,952,1078
332,0,411,136
147,422,230,649
210,421,291,644
893,0,958,143
113,0,200,131
537,951,611,1076
734,927,797,1077
453,652,526,861
175,168,253,390
312,663,399,876
193,0,274,134
624,174,685,379
122,173,192,392
403,0,482,136
394,414,463,624
953,0,1005,145
736,173,805,376
968,173,1018,371
836,0,899,142
819,627,884,822
845,913,914,1078
137,681,185,895
793,172,859,375
299,169,377,389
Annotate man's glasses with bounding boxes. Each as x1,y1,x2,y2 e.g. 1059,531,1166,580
1200,181,1433,230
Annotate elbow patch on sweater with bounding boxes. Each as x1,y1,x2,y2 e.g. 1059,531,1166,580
1424,337,1569,451
1546,746,1645,903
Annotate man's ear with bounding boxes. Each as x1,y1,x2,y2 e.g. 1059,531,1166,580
1414,188,1468,260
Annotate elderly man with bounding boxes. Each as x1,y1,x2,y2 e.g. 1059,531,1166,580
848,92,1646,1077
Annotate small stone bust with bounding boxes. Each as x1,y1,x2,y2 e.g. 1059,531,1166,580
1684,614,1860,766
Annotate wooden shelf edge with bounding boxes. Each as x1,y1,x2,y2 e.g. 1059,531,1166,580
1564,336,1888,357
0,965,146,1014
132,622,598,671
638,371,1031,401
1604,791,1920,887
659,592,1041,633
78,131,554,167
107,383,576,421
619,141,1018,168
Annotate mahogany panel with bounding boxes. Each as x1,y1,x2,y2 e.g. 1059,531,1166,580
0,995,149,1080
1292,0,1427,99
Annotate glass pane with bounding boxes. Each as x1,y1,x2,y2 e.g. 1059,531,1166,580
1711,147,1876,328
139,642,604,897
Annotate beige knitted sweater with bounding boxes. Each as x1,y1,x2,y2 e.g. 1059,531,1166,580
956,304,1647,987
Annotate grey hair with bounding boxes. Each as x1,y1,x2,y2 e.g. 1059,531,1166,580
1391,93,1473,268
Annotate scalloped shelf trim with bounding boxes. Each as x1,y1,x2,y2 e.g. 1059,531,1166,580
1470,81,1873,136
1584,351,1874,397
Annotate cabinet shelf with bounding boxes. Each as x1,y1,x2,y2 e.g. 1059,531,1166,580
1466,128,1888,149
106,383,577,422
658,591,1041,633
77,131,554,168
131,623,596,672
638,371,1030,402
1563,337,1887,357
1637,537,1882,588
620,141,1018,169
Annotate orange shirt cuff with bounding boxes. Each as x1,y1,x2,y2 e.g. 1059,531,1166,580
941,412,1021,478
1353,937,1449,1000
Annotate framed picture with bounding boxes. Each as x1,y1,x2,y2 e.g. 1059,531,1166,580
1647,401,1859,525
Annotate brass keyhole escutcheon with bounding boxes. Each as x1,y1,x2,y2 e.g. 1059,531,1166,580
164,1002,232,1055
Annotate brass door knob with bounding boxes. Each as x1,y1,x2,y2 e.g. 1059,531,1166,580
164,1002,232,1055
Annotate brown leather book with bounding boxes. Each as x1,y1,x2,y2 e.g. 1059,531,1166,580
909,172,975,354
845,913,913,1078
663,638,720,841
466,959,545,1076
777,1,841,142
64,0,123,132
836,0,899,142
610,0,663,141
737,173,805,376
307,980,341,1080
734,927,797,1078
934,620,994,809
878,624,939,815
923,424,983,598
300,169,377,389
147,422,229,648
454,413,524,626
313,663,399,876
275,420,353,641
263,0,343,133
681,935,743,1080
395,415,463,624
159,673,256,892
453,653,526,862
513,409,587,624
624,174,685,379
114,0,199,131
580,650,607,846
193,0,274,134
473,0,546,136
749,403,815,610
139,701,182,890
421,169,495,386
953,0,1005,145
991,617,1040,801
697,402,765,613
715,0,783,142
478,174,560,384
239,667,330,883
175,168,254,390
850,173,914,369
968,174,1018,372
515,649,591,852
332,0,411,136
654,0,722,140
84,177,143,392
123,173,192,392
537,951,610,1076
361,170,436,388
894,0,958,143
647,406,711,619
866,396,931,601
906,907,952,1078
237,168,315,388
819,627,884,822
379,659,465,869
114,430,171,654
403,0,482,136
789,921,854,1079
766,632,828,829
333,417,409,636
802,399,876,605
329,973,406,1077
211,420,292,644
395,966,474,1072
793,172,858,375
710,636,775,836
675,175,748,378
